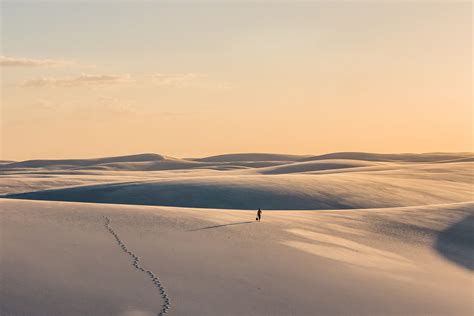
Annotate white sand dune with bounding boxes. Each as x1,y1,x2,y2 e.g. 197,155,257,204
192,152,310,162
1,153,167,169
2,152,471,174
257,159,383,174
0,153,301,173
4,160,472,210
1,152,473,315
2,152,471,173
301,151,474,163
1,199,472,315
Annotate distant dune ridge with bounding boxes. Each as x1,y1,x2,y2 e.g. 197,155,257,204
299,152,474,162
1,153,168,169
1,152,473,210
3,151,472,170
192,153,310,162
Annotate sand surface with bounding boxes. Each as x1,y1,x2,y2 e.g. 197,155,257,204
1,152,473,315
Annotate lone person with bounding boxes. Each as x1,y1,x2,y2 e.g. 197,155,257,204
256,208,262,222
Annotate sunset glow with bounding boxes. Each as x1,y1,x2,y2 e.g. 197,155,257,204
1,1,472,160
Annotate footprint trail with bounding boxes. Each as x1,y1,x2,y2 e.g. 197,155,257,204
103,216,171,315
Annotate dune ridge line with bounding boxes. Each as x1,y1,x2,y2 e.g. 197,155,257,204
103,216,170,315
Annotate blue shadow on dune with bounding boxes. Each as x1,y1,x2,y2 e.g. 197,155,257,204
188,221,254,232
0,180,351,210
435,213,474,271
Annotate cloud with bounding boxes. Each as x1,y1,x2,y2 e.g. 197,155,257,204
22,74,133,87
0,56,72,67
19,72,229,90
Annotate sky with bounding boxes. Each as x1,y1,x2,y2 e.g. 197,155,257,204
1,0,472,160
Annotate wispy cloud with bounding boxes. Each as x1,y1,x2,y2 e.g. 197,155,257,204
22,74,133,87
19,72,229,90
0,56,73,67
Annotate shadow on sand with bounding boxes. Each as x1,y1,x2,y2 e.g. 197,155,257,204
435,213,474,271
189,221,254,232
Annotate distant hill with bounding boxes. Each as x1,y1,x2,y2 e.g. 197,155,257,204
0,153,169,169
301,152,474,163
193,153,310,162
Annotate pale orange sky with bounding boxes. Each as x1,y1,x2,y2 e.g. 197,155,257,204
1,1,472,160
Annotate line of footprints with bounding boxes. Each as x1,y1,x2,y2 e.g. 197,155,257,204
104,216,171,315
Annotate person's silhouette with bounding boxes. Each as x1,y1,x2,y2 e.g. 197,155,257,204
256,208,262,222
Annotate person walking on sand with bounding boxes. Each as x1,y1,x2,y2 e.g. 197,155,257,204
256,208,262,222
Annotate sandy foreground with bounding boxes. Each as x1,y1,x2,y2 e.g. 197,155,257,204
1,199,472,316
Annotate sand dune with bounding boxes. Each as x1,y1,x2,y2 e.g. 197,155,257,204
192,152,310,162
257,159,383,174
1,152,472,315
2,152,472,173
1,153,168,169
75,159,204,172
0,153,304,173
301,151,474,163
1,199,472,315
6,173,471,210
4,158,472,210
